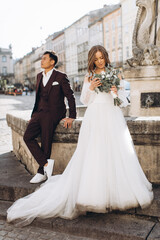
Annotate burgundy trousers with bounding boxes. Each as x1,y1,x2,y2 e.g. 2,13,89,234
23,111,57,174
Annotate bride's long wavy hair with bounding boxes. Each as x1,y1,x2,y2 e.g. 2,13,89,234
87,45,111,75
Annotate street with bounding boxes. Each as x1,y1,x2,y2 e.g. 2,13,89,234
0,92,81,154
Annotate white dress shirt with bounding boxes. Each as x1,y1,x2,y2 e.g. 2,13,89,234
42,68,54,87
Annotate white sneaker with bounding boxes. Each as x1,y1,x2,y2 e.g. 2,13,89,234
30,173,47,184
44,159,54,180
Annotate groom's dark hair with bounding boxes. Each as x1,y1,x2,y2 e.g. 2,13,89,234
43,51,58,65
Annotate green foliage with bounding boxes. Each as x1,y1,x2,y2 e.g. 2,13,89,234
93,66,123,106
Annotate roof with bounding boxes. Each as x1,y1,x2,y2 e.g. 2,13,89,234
88,4,121,27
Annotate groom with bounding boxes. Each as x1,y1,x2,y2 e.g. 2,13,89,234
23,51,76,183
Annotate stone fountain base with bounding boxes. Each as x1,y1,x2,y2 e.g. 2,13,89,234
123,65,160,117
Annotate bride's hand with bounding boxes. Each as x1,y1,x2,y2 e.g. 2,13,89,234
111,85,118,95
89,78,102,91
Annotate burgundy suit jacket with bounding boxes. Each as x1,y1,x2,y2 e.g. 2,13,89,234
32,69,76,122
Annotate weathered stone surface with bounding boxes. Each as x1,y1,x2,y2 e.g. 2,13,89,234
6,112,160,183
0,151,159,240
49,213,155,240
0,218,95,240
123,66,160,117
148,223,160,240
0,152,38,201
0,201,156,240
0,201,12,220
136,186,160,218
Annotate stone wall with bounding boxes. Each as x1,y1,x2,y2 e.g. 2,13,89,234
6,110,160,184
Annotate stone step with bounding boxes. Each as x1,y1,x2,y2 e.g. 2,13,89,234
0,151,160,239
1,152,160,220
136,185,160,219
1,153,160,223
0,200,158,240
0,200,12,220
0,151,40,201
0,217,96,240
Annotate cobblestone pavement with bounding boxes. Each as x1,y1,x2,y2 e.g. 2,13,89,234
0,219,88,240
0,92,81,154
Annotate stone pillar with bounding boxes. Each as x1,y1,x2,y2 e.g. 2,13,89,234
123,65,160,117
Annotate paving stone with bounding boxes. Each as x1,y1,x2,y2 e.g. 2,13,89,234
148,223,160,239
0,231,7,237
6,232,18,238
3,238,13,240
0,225,4,230
16,234,30,240
50,213,155,240
136,186,160,218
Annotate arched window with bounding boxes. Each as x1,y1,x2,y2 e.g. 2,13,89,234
2,67,7,75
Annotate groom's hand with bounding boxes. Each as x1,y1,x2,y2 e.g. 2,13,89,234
62,118,74,128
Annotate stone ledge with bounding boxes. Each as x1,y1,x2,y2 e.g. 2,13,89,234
6,111,160,183
123,65,160,79
6,111,160,144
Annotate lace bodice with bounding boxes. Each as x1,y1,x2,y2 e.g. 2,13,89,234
80,75,129,108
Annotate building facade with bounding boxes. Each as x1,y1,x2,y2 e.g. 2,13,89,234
14,44,46,89
120,0,138,62
0,46,14,89
65,21,79,88
89,20,103,49
103,4,122,66
52,31,65,72
13,2,138,92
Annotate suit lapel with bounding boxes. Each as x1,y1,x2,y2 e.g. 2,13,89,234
36,73,43,93
47,69,58,95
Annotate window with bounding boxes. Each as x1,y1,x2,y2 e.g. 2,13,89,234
2,67,7,75
112,35,115,48
112,20,115,31
105,23,109,32
105,34,110,49
126,46,130,58
2,56,7,62
99,23,102,32
112,51,116,63
118,15,122,28
118,49,123,62
118,32,122,44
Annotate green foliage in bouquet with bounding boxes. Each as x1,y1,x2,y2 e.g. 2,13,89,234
93,65,123,106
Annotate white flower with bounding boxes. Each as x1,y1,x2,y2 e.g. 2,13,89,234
111,91,117,99
101,71,106,79
106,74,111,78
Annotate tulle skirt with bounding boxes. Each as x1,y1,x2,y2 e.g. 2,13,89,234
7,93,153,226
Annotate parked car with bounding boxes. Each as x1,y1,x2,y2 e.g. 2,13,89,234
5,85,23,96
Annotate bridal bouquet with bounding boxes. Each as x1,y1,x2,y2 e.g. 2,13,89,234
93,65,123,106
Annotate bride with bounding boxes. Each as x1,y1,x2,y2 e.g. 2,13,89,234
7,45,153,226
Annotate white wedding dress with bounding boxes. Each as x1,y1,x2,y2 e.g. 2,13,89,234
7,77,153,226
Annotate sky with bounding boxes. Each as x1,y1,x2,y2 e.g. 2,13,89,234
0,0,120,59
